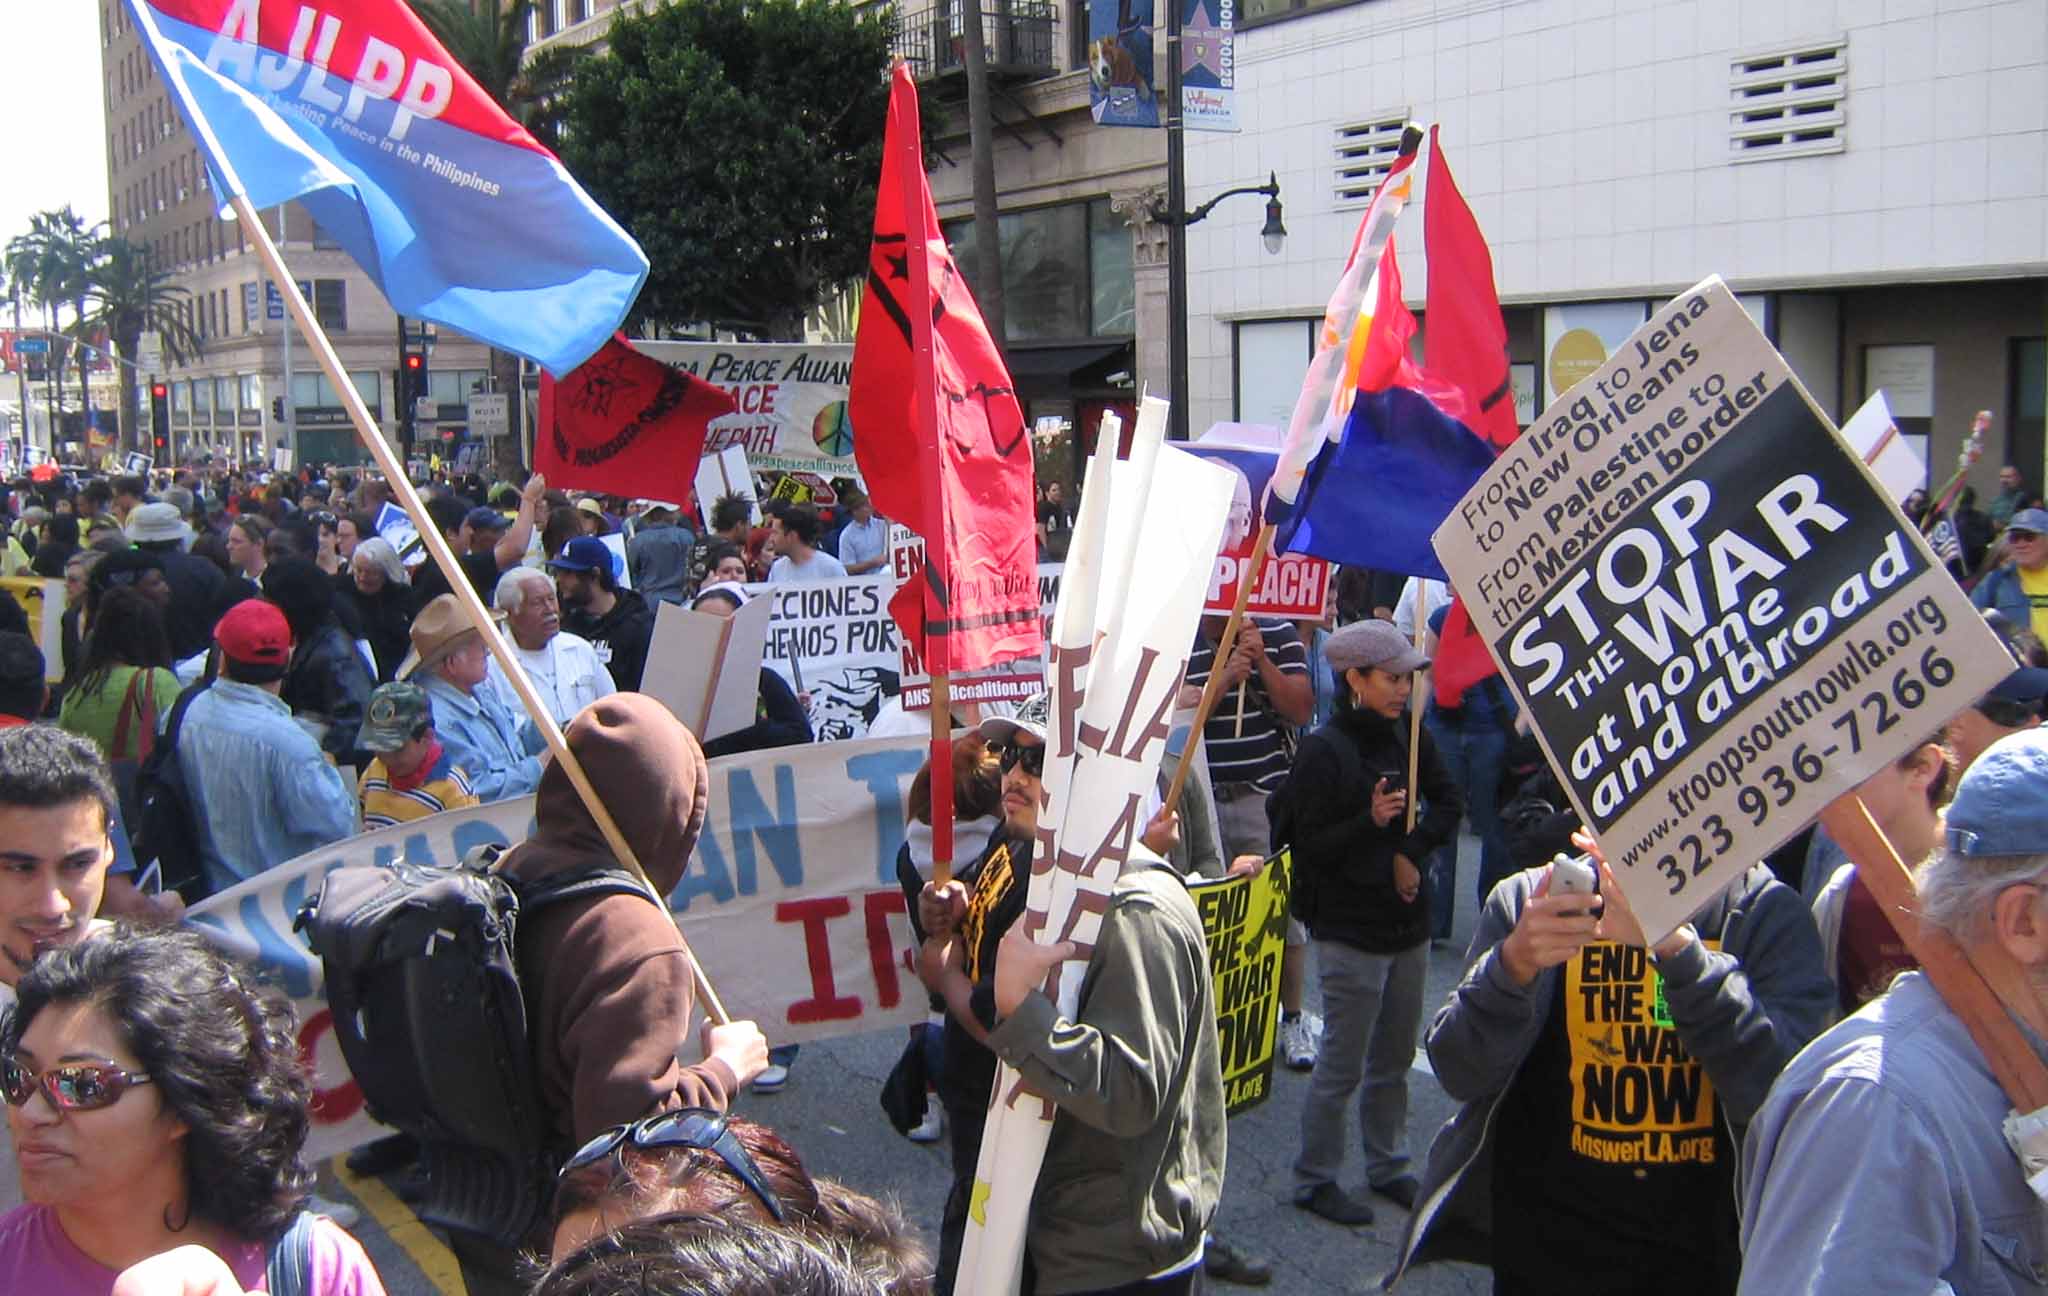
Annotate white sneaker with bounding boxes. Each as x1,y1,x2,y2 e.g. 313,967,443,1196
308,1192,361,1230
1280,1014,1319,1071
907,1105,945,1143
751,1063,791,1093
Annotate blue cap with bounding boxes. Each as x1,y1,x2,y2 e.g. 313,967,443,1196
549,535,613,574
1987,667,2048,707
463,506,505,533
1946,728,2048,857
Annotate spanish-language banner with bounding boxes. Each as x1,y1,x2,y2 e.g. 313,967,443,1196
1180,0,1236,132
1183,441,1331,618
745,575,904,740
634,340,857,475
1433,277,2010,941
1191,851,1291,1116
1087,0,1160,128
188,734,931,1161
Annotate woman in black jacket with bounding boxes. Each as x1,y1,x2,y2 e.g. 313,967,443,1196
262,556,374,769
340,536,414,681
1285,618,1461,1227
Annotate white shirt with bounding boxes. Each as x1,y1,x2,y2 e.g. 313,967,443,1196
1394,577,1452,641
486,630,616,725
768,550,848,583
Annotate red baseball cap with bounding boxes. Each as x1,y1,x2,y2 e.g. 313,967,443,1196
215,600,292,667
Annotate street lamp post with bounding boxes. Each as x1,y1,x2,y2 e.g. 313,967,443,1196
1151,171,1287,442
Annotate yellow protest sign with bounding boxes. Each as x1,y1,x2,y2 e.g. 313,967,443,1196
1192,850,1293,1116
768,473,810,506
0,577,65,682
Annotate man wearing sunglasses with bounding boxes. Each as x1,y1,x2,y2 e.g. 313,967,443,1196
0,727,122,1215
917,693,1049,1293
1974,507,2048,641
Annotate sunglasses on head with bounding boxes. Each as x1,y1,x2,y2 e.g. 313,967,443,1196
0,1054,153,1112
558,1107,786,1222
994,738,1045,777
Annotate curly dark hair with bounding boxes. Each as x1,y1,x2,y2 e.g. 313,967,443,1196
73,584,173,704
534,1212,873,1296
0,925,313,1243
0,724,115,828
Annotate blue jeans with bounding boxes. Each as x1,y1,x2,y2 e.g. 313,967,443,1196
1423,716,1510,941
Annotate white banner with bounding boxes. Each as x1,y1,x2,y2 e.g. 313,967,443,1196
634,341,857,475
188,735,932,1161
959,401,1234,1294
746,575,904,740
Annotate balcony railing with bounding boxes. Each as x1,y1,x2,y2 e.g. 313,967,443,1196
891,1,1060,83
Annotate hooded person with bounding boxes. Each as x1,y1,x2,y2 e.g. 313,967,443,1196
440,694,769,1294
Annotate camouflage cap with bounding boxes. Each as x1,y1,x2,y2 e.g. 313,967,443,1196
358,681,433,753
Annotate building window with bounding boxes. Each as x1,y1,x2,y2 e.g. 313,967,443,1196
239,374,262,411
312,279,347,331
1730,38,1847,162
170,380,188,412
191,379,211,415
1233,319,1315,427
1333,111,1411,209
945,196,1135,344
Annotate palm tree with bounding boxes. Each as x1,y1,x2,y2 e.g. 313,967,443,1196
415,0,594,476
6,207,104,448
75,237,204,453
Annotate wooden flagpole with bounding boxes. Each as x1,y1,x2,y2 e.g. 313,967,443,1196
1163,522,1273,811
1819,793,2048,1110
232,194,730,1023
1406,604,1423,832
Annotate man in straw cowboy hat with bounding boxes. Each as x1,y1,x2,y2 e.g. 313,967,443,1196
405,593,546,803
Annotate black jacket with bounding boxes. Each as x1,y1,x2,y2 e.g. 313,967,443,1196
701,668,812,759
566,587,655,693
149,548,227,661
281,622,375,767
1291,706,1462,954
339,581,413,682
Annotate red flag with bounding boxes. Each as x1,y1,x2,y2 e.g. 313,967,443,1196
1422,126,1516,451
849,65,1039,676
535,334,737,501
1422,127,1518,706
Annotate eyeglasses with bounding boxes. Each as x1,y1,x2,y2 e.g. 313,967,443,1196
995,739,1045,778
2012,531,2042,543
558,1107,786,1222
0,1054,154,1112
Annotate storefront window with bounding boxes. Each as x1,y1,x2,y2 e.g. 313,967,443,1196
945,197,1133,343
1088,199,1134,336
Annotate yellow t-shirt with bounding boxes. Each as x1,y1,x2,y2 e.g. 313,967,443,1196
2020,565,2048,644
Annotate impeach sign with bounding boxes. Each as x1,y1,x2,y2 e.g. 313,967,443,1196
1433,277,2010,940
1190,852,1292,1116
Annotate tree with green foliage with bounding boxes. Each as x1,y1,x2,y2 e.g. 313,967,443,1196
559,0,902,340
6,207,102,440
75,237,203,450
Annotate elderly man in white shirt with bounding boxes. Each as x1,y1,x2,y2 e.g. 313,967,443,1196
487,566,615,725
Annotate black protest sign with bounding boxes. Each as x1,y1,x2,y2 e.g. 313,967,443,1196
1434,277,2011,939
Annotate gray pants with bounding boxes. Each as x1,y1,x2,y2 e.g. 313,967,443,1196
1293,939,1427,1192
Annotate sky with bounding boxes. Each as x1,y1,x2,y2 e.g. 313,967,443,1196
0,1,112,251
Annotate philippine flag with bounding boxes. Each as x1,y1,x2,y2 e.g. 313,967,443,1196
126,0,648,376
1267,232,1497,581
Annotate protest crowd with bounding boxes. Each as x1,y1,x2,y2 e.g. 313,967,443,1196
3,6,2045,1295
0,420,2042,1296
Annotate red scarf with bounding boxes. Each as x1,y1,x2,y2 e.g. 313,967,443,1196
387,738,445,793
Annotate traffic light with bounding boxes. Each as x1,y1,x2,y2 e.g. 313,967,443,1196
403,351,426,402
272,396,284,422
149,381,169,453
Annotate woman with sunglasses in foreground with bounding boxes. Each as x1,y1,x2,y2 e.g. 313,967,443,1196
0,925,387,1294
547,1107,930,1293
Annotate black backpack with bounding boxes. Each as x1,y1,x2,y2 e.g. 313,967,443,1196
1265,723,1365,928
131,678,214,904
296,845,655,1247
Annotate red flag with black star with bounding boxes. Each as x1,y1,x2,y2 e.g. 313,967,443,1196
848,64,1040,678
535,333,737,502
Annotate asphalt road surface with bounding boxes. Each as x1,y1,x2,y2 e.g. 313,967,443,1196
329,835,1499,1295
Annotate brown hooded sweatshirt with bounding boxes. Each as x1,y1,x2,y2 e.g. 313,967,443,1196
501,692,737,1150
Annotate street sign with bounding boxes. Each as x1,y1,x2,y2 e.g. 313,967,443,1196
414,396,438,422
467,392,509,438
265,280,311,321
13,338,47,355
136,331,162,374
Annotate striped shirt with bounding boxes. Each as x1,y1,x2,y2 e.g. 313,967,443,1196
1184,617,1310,794
359,748,480,829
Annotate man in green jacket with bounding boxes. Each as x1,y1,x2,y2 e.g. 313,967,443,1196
988,847,1226,1296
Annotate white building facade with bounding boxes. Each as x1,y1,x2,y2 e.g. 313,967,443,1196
1183,0,2047,489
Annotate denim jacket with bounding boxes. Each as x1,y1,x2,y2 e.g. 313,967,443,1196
178,679,358,894
422,675,544,803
